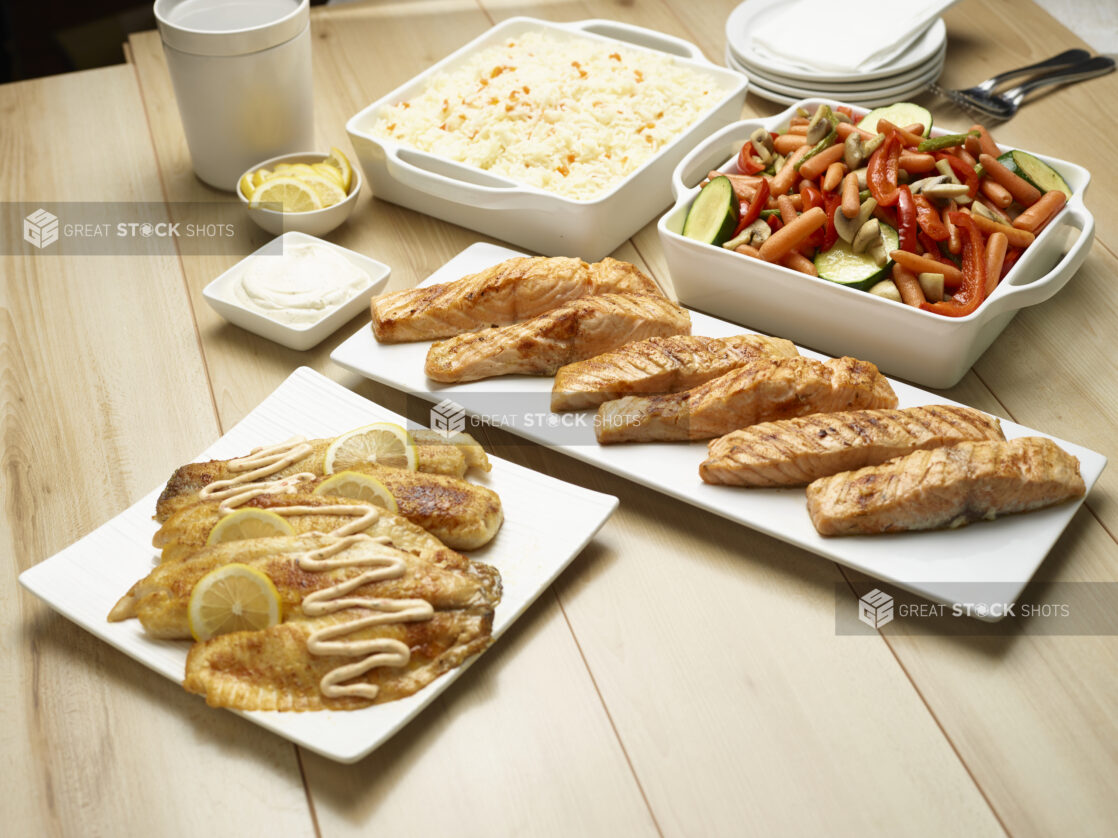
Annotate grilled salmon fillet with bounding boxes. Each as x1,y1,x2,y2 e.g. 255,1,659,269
701,405,1005,487
155,432,490,523
551,334,799,412
806,437,1085,536
425,293,691,383
596,356,897,443
185,607,494,711
371,256,663,342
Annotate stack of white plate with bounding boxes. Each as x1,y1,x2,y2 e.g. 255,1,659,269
725,0,947,107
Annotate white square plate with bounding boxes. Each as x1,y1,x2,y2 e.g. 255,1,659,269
18,367,618,762
331,243,1107,617
202,232,391,351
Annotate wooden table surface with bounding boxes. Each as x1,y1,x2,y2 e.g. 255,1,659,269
5,1,1117,835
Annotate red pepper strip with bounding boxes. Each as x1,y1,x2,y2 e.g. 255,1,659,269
915,232,961,289
822,194,841,251
766,214,783,233
867,131,901,206
912,193,950,241
1000,245,1023,280
921,212,987,316
731,177,770,236
934,152,979,198
799,182,824,212
896,185,918,252
737,141,765,174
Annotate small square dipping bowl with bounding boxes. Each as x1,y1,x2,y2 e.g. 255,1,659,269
202,232,390,351
658,98,1095,388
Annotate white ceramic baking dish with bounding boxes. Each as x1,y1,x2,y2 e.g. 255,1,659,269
658,98,1095,388
346,17,747,261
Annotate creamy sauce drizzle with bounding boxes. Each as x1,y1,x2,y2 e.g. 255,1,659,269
200,436,433,701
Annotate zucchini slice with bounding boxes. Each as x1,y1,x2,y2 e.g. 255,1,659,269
682,176,739,246
857,103,933,137
815,223,901,291
997,150,1072,198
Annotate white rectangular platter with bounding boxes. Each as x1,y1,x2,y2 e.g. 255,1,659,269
331,242,1107,616
18,366,619,763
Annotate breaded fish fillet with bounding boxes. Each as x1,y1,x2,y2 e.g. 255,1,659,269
152,492,460,564
551,334,799,412
806,437,1085,536
155,431,491,523
184,607,494,711
371,256,663,342
108,534,502,639
425,293,692,383
596,356,897,443
701,405,1005,487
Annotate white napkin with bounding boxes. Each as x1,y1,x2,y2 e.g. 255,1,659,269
747,0,957,74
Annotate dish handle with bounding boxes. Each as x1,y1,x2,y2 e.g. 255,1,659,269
980,203,1095,319
569,19,709,64
670,120,755,202
382,147,547,211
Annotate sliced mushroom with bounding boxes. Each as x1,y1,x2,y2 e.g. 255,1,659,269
869,279,902,302
750,127,774,164
908,174,948,195
970,200,1004,223
922,182,971,201
723,218,771,250
867,237,889,268
843,132,866,169
934,158,960,183
917,272,945,302
854,167,869,190
834,196,877,243
852,218,881,255
833,111,853,124
806,105,833,145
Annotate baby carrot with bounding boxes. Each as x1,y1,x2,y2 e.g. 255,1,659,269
1012,190,1067,233
978,153,1043,206
973,124,1000,159
770,145,813,196
980,178,1013,208
780,250,818,276
899,150,936,173
822,161,846,192
777,194,798,225
841,171,860,218
891,263,926,308
734,243,762,258
774,133,808,154
944,201,961,254
984,231,1008,296
758,206,826,262
876,119,925,148
797,143,846,181
969,212,1036,247
890,250,964,285
836,121,876,141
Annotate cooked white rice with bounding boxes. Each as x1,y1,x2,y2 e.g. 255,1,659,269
372,31,727,201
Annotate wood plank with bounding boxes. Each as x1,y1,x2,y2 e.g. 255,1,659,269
129,7,660,832
1,67,315,836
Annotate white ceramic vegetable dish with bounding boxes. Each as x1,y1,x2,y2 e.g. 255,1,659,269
658,97,1095,388
346,17,747,261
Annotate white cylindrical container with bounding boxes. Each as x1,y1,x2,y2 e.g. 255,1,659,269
154,0,314,190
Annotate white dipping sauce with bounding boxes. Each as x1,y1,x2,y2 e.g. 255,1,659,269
235,242,369,326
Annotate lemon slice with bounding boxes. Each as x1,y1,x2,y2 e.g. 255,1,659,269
238,171,256,200
313,471,398,513
250,176,324,213
298,171,347,209
323,422,417,474
312,162,345,188
324,146,353,192
206,508,296,546
252,168,271,188
188,563,282,641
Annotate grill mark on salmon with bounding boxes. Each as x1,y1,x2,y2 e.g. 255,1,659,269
551,334,799,412
806,437,1085,536
371,256,663,343
701,405,1005,487
596,356,898,443
424,293,691,383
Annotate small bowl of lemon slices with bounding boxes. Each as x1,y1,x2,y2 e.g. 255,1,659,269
238,147,361,236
